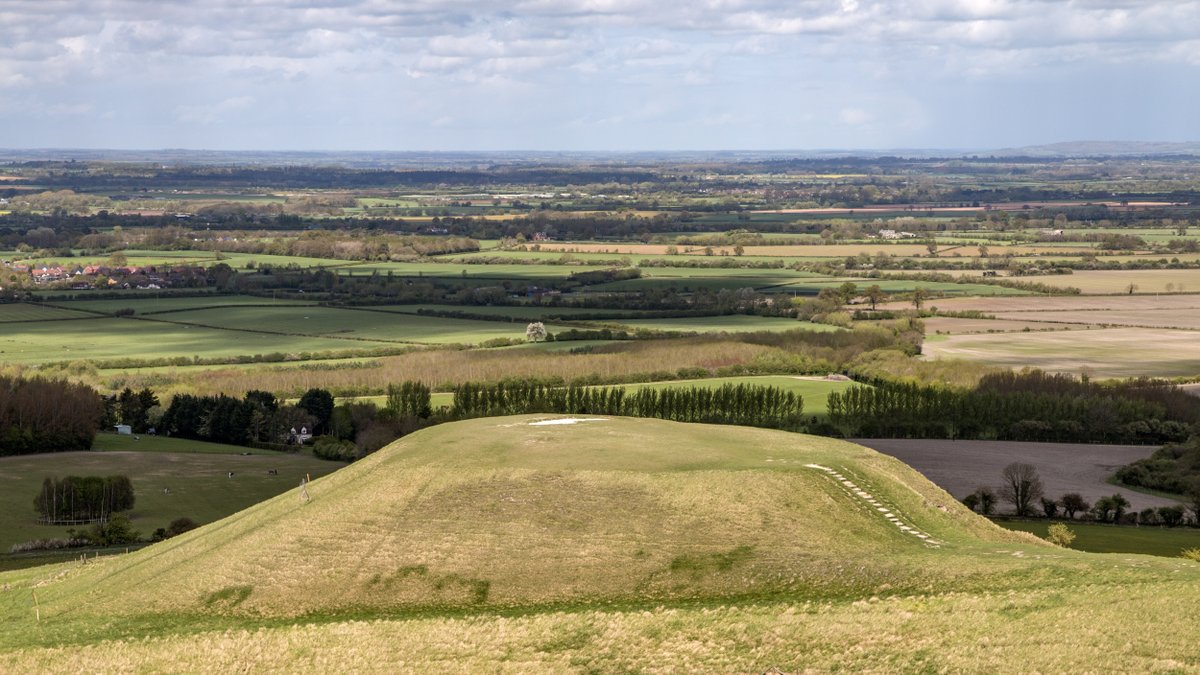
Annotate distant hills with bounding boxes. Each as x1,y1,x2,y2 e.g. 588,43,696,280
992,140,1200,158
1,141,1198,167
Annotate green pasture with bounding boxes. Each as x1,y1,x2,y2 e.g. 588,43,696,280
590,274,814,292
0,434,341,554
152,305,572,345
0,316,400,365
44,295,316,315
12,250,224,268
0,303,98,322
839,277,1032,296
218,252,360,270
584,315,838,334
998,519,1200,557
335,261,575,280
374,304,652,321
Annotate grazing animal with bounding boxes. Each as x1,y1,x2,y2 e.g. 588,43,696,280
227,472,235,478
267,469,278,476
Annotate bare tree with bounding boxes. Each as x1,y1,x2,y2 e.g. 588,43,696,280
999,462,1044,517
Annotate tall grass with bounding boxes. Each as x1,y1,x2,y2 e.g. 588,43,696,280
104,339,780,398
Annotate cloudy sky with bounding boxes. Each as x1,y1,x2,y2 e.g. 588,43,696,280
1,0,1197,151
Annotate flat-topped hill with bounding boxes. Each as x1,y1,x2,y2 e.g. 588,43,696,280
5,417,1030,619
2,416,1199,671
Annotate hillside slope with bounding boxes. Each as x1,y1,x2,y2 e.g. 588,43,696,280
1,416,1198,671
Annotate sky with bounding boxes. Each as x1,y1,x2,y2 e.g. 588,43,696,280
1,0,1198,151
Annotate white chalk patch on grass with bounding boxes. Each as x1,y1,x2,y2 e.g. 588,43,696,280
806,463,942,547
528,418,610,426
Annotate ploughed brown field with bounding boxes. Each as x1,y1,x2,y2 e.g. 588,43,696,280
880,294,1200,313
855,438,1177,512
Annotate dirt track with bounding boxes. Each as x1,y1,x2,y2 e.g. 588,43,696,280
855,438,1178,512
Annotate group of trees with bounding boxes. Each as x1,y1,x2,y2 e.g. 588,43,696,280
33,475,134,524
1116,437,1200,497
451,382,805,431
962,463,1198,527
0,375,104,455
827,371,1197,444
157,389,323,447
103,387,159,433
315,382,437,461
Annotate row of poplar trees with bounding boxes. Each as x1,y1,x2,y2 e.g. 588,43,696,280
827,373,1197,443
451,382,804,431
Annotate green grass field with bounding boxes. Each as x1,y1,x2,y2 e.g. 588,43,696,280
43,295,316,315
374,303,652,320
1,417,1199,671
998,519,1200,557
0,435,341,553
0,316,401,365
155,305,572,345
0,304,580,366
0,303,99,322
582,315,838,334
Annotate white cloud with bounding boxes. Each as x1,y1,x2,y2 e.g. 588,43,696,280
174,95,255,125
0,0,1196,148
838,107,872,126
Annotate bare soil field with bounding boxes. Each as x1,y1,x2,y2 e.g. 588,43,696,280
924,317,1081,335
856,438,1175,511
1016,269,1200,294
992,309,1200,330
881,294,1200,313
755,201,1178,215
923,327,1200,378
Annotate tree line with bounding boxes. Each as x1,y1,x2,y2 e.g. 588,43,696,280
0,375,103,455
158,389,327,447
451,382,804,431
826,371,1197,444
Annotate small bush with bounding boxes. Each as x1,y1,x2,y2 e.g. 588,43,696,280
86,514,141,546
1181,548,1200,562
1046,523,1077,548
167,517,199,537
8,537,89,554
312,435,359,461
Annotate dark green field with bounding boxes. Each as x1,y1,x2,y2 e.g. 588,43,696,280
998,519,1200,557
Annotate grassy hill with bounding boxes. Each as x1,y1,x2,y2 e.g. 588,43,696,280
1,416,1199,671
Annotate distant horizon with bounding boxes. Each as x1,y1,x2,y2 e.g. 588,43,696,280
3,140,1199,159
